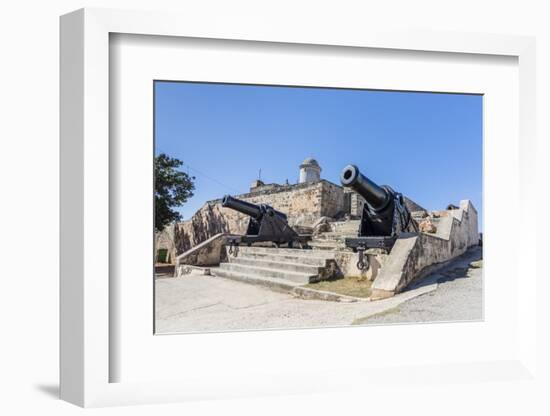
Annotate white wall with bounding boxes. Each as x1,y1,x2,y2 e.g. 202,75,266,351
1,1,549,415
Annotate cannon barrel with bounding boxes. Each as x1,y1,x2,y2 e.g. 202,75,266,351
340,164,390,211
222,195,288,220
222,195,263,219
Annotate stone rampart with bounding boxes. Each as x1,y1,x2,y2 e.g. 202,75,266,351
169,180,348,260
370,200,479,299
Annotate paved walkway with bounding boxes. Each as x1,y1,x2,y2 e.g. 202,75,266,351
358,247,483,325
155,248,482,334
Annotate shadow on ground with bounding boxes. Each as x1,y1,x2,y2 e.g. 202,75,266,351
35,383,59,399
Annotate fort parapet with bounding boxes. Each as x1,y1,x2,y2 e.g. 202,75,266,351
157,178,354,262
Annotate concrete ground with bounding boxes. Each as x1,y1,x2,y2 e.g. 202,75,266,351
155,247,482,334
358,248,483,325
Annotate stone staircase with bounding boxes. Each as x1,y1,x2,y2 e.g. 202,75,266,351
212,220,361,291
308,220,360,251
212,246,337,290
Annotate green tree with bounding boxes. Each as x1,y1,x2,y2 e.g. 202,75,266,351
155,153,195,232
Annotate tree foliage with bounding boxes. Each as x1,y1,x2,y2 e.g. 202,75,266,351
155,153,195,232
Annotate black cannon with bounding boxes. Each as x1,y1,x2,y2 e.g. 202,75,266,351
221,195,302,251
340,164,418,269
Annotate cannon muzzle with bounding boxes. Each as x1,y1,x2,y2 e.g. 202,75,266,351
340,164,390,211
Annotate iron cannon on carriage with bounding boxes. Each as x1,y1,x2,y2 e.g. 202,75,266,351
221,195,305,251
340,164,418,269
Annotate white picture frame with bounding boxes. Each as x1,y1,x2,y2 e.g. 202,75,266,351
60,8,537,407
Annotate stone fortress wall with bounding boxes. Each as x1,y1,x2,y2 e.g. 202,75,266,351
156,158,357,263
156,178,351,263
156,157,480,298
155,157,476,274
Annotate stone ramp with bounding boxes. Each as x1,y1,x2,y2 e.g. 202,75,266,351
213,246,337,288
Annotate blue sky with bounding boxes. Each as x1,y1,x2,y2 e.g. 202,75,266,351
155,81,482,227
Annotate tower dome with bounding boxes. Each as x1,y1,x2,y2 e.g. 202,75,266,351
299,157,321,183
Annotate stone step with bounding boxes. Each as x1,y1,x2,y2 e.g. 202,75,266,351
212,268,301,292
332,222,360,227
315,231,356,240
218,262,315,284
308,240,344,250
330,229,359,235
230,256,324,275
310,235,340,242
331,220,361,231
233,250,332,266
232,245,335,259
333,228,358,233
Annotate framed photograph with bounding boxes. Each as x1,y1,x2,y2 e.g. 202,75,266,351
152,80,483,334
60,8,537,407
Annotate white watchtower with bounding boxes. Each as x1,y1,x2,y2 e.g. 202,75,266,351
299,157,321,183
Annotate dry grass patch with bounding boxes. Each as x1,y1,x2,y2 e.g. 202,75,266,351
305,276,372,298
